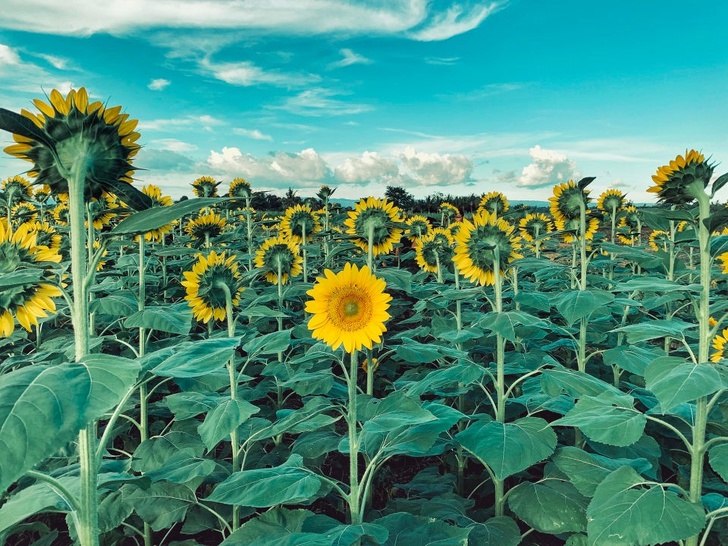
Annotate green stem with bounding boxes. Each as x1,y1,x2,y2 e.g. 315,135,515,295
367,223,374,271
302,223,308,283
347,349,362,525
493,246,505,424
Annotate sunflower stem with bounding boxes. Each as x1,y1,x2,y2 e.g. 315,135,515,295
367,223,374,271
302,223,308,283
347,348,362,526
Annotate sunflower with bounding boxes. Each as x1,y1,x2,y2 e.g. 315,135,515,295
33,184,52,206
279,204,321,244
86,192,118,230
191,176,221,198
616,206,642,245
439,202,460,224
139,184,174,242
228,177,252,199
555,216,600,244
478,191,509,217
186,211,227,245
344,197,403,256
181,251,243,323
0,219,63,337
518,213,553,243
406,215,432,240
596,189,626,215
2,175,33,205
453,209,522,286
414,228,454,274
648,149,713,205
711,328,728,362
23,221,63,252
549,180,591,223
52,201,70,226
1,87,148,207
648,230,670,252
254,236,303,285
11,202,38,226
305,262,392,353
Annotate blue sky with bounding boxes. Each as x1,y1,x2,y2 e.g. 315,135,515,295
0,0,727,203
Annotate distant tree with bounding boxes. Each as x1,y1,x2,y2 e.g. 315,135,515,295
385,185,415,212
251,191,283,211
283,187,302,209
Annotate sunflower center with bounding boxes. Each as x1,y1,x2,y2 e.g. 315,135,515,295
343,300,359,317
330,287,373,331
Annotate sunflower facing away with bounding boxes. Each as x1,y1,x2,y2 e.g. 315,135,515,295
254,236,303,285
0,219,63,337
648,230,671,253
414,228,454,274
52,201,70,226
2,175,33,205
23,221,63,252
555,216,600,244
519,213,553,243
453,209,522,286
186,211,227,245
140,184,174,242
616,206,642,245
478,191,509,217
191,176,221,198
439,202,460,224
0,87,150,209
648,149,714,205
406,215,432,240
305,262,392,353
550,180,591,223
181,251,244,323
228,177,252,199
596,189,626,215
279,204,321,244
87,192,118,230
11,202,38,226
344,197,403,257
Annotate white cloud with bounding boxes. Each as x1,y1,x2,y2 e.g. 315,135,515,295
409,3,501,41
0,1,494,41
36,53,67,69
399,147,473,186
424,56,459,65
145,138,198,153
0,44,21,65
329,48,372,69
207,146,333,187
334,151,399,184
139,114,224,131
199,57,319,88
518,145,577,188
233,127,273,141
148,78,170,91
275,88,373,117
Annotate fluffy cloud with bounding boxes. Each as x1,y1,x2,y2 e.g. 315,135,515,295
233,127,273,141
199,58,319,88
518,145,577,188
207,147,333,188
0,44,20,65
399,147,473,186
148,78,170,91
334,152,400,184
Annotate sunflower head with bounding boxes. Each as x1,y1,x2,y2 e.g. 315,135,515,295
2,88,148,207
556,216,600,244
549,180,591,222
453,209,522,286
648,149,714,205
228,177,252,199
87,192,118,230
344,197,403,257
597,189,626,214
305,262,392,353
414,228,454,274
52,201,70,226
33,184,52,205
519,213,553,243
478,191,509,216
254,236,303,285
11,202,38,226
181,251,244,324
138,184,175,242
191,176,221,198
439,202,460,220
406,215,432,240
2,175,34,205
711,328,728,362
648,230,670,252
0,219,63,337
23,221,63,252
186,211,227,244
280,204,321,244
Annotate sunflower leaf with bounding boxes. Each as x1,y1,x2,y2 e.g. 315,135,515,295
102,178,153,211
577,176,596,190
110,197,222,235
711,172,728,197
0,108,56,151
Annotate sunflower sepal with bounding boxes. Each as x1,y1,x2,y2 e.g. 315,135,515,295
0,108,56,150
577,176,596,190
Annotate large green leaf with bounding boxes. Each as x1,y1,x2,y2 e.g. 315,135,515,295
123,481,197,531
508,480,588,534
0,107,55,149
243,329,292,356
0,269,43,290
587,466,705,545
111,197,222,235
374,512,470,545
541,367,621,398
709,443,728,484
553,392,645,447
79,354,141,420
466,517,521,546
124,304,193,335
151,337,240,378
645,357,722,412
552,289,614,326
198,398,260,451
394,339,445,363
602,345,662,376
552,446,652,497
455,417,556,480
0,364,91,493
206,454,324,507
143,451,217,484
612,319,696,344
89,290,138,316
398,362,485,398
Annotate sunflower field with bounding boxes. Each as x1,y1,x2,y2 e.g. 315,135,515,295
2,89,728,546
